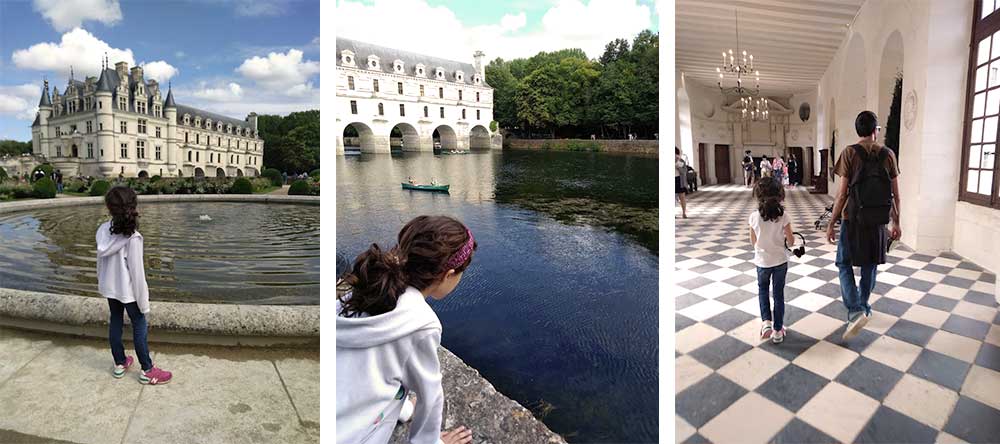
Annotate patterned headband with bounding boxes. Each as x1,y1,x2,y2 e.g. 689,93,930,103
444,228,475,270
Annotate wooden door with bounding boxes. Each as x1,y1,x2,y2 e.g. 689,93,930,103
698,143,708,186
714,144,731,184
788,147,803,185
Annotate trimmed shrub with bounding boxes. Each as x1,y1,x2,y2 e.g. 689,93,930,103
150,175,162,182
230,177,253,194
288,180,311,195
89,180,111,196
33,177,56,198
490,120,498,132
32,163,53,181
262,168,282,187
309,169,320,179
0,182,33,200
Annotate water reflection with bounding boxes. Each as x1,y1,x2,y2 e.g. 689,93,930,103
0,202,320,304
336,150,658,443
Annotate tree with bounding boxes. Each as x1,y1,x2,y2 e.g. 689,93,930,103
258,110,319,173
0,140,32,157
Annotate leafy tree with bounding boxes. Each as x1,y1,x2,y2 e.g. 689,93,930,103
0,140,32,157
259,110,319,174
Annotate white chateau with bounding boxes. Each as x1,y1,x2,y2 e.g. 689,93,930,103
31,59,263,178
336,37,499,153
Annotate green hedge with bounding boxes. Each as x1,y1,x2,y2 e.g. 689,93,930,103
262,168,282,187
0,166,7,182
0,182,33,200
33,177,56,198
89,180,111,196
309,169,320,178
288,180,311,195
230,177,253,194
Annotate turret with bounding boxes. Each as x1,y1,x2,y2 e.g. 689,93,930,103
247,112,258,133
164,85,178,175
34,80,53,157
473,50,485,80
95,66,115,176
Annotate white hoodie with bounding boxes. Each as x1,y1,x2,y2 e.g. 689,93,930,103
336,286,445,444
96,221,150,313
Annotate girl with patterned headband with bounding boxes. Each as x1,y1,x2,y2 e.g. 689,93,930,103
337,215,477,444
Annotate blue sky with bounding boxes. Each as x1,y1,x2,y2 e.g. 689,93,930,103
337,0,658,64
0,0,320,141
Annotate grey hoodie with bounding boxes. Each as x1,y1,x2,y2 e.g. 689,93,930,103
336,286,444,444
96,221,150,313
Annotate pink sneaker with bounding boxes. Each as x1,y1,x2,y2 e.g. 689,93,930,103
139,367,172,385
113,356,134,379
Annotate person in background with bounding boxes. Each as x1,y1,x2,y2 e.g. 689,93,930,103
760,155,773,178
742,150,754,188
676,147,688,218
772,156,786,186
55,169,64,193
788,155,799,187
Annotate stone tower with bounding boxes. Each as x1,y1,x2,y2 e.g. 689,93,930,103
164,85,178,175
95,64,115,176
36,80,52,157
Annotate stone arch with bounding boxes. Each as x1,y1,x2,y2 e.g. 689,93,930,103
216,167,226,177
342,122,378,153
469,125,490,150
71,144,79,157
433,125,458,150
677,79,697,180
194,167,205,178
390,122,420,151
878,30,904,155
237,169,244,177
137,170,149,178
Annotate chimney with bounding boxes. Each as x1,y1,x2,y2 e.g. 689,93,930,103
130,66,144,82
115,61,128,79
473,50,485,80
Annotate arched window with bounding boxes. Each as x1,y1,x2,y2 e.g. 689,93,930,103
188,151,192,162
378,103,384,116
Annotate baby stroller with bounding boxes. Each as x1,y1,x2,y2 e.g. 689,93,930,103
814,203,839,230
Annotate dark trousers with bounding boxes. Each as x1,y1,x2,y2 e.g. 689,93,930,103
108,298,153,371
757,263,788,330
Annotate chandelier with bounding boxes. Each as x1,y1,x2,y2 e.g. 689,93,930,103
739,96,769,122
716,9,760,98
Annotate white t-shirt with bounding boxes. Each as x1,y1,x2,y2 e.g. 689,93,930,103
749,211,791,268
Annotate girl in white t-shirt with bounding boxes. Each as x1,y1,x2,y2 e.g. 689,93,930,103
749,177,796,343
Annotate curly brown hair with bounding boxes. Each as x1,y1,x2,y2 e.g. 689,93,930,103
339,215,476,317
105,186,140,236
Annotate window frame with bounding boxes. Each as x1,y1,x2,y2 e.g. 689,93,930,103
960,0,1000,207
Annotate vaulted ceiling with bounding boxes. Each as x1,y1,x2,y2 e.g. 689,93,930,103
676,0,865,97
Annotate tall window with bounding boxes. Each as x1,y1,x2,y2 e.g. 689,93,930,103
962,1,1000,206
351,100,358,114
348,76,355,90
87,143,94,159
155,127,161,138
155,145,161,160
120,143,128,159
373,79,380,93
420,85,425,96
185,132,189,143
400,104,406,116
462,109,466,119
138,119,147,134
155,105,161,117
440,107,445,118
459,90,463,101
119,97,127,110
398,82,404,94
188,151,192,162
439,87,444,98
137,140,146,159
56,146,62,157
477,110,481,120
476,92,480,102
378,103,384,116
196,134,200,145
120,121,127,134
86,121,92,133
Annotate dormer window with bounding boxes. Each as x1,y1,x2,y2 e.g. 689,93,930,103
227,124,232,134
367,55,380,70
195,117,202,127
416,64,426,77
340,50,356,67
217,122,223,131
183,115,190,125
474,74,482,85
393,60,404,73
435,67,444,79
455,71,464,82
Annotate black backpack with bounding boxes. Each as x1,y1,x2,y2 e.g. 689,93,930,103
848,144,893,226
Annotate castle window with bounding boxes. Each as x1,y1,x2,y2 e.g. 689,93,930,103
398,82,404,95
462,109,466,119
436,68,444,79
120,143,128,159
476,92,480,102
188,151,192,162
368,56,380,70
416,64,425,76
459,90,463,101
439,87,444,98
394,60,404,73
474,74,482,85
420,85,425,96
138,119,147,134
86,121,92,133
378,103,384,116
155,127,161,138
120,121,127,134
440,107,444,118
87,143,94,159
185,132,189,143
196,134,200,145
400,104,405,116
373,79,380,93
56,146,62,157
424,106,428,118
477,109,481,120
154,105,161,117
196,152,199,162
137,140,146,159
155,145,161,160
99,123,103,131
348,76,355,90
99,101,102,109
341,51,355,66
119,97,127,110
456,71,464,82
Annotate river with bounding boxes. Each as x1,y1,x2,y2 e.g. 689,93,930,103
336,149,658,443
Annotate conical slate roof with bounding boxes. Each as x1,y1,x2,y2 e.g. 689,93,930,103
38,82,51,107
163,87,176,108
96,68,114,92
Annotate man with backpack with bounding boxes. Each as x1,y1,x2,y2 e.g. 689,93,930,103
742,150,754,187
826,111,901,340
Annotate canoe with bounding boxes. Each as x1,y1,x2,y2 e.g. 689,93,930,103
401,183,450,192
440,150,470,155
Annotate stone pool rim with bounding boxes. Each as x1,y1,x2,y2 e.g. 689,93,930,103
0,194,319,347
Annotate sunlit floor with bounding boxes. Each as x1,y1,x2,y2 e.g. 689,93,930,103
675,184,1000,444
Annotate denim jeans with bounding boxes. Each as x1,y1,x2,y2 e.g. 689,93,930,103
836,221,877,320
108,298,153,371
757,262,788,330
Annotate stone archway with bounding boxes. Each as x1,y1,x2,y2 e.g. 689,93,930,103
342,122,380,153
237,169,244,177
216,167,226,178
390,123,421,151
879,30,904,158
469,125,490,150
194,167,205,178
432,125,458,151
137,170,149,178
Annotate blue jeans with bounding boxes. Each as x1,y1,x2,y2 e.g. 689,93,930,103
757,262,788,330
108,298,153,371
836,221,877,320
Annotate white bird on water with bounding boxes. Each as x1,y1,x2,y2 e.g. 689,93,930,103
199,215,212,221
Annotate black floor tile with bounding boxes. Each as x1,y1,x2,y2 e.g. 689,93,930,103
975,342,1000,372
814,283,844,298
760,329,820,362
900,278,935,292
885,319,936,347
886,265,918,276
964,290,998,307
676,373,748,428
723,273,757,288
690,263,721,274
908,349,971,391
769,418,837,444
818,300,847,321
675,293,706,311
756,364,828,412
872,296,912,317
826,324,880,354
812,268,839,283
944,396,1000,444
676,314,696,332
943,314,991,341
835,355,904,402
924,263,954,275
688,335,753,370
681,432,711,444
910,253,936,263
677,276,715,290
942,275,975,289
917,294,959,312
957,261,984,272
855,405,938,444
715,289,757,307
704,309,757,333
981,273,996,283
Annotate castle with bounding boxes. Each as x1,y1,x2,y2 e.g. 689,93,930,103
31,58,263,178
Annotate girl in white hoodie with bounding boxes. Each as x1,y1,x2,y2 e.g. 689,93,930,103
337,215,476,444
97,186,172,385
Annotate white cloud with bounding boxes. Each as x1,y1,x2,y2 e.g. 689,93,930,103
12,28,135,77
175,51,186,59
140,60,178,83
176,80,317,118
33,0,123,32
285,82,315,97
236,49,319,93
0,84,42,120
233,0,290,17
336,0,652,61
191,82,244,101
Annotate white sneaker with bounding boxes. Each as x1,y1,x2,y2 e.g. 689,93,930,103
772,328,785,344
843,312,870,341
398,396,415,423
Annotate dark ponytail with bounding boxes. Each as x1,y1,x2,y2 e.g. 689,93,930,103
339,215,476,317
105,186,139,236
754,176,785,222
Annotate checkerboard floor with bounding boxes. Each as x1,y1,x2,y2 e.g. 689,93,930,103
675,185,1000,444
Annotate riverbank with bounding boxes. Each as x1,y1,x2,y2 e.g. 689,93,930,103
504,138,658,156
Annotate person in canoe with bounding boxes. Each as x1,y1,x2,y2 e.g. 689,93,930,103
408,176,416,185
